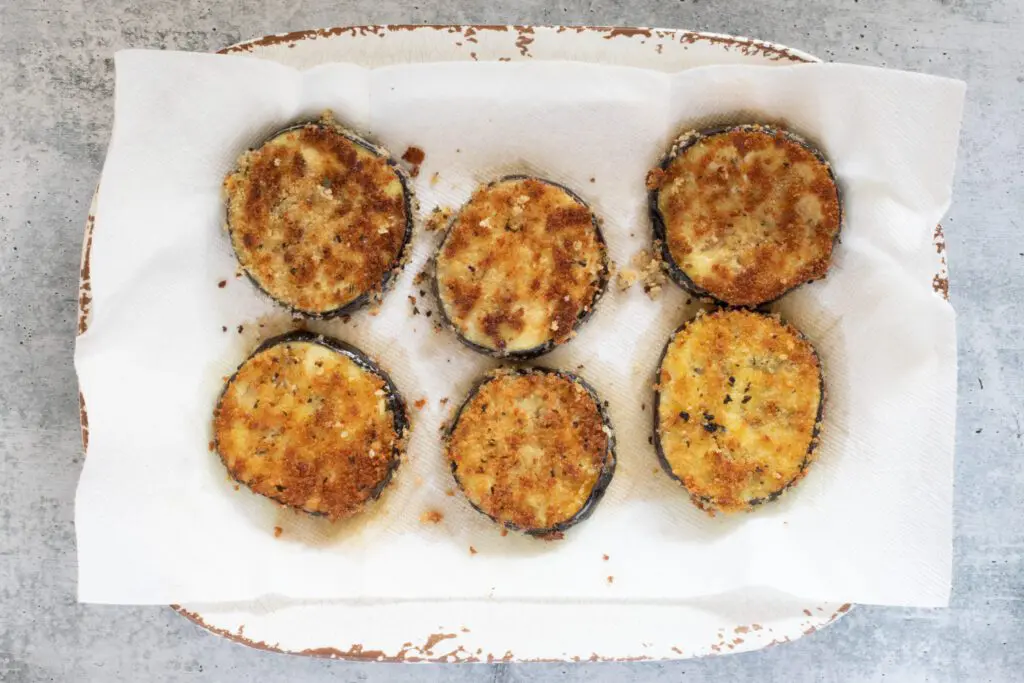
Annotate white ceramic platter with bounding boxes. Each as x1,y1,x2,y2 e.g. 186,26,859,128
77,24,949,662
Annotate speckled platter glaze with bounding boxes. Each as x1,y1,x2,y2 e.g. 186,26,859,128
77,24,949,662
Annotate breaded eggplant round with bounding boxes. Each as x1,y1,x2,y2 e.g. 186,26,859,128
434,176,609,358
446,367,616,536
653,309,823,513
213,331,408,520
224,114,413,317
649,125,841,307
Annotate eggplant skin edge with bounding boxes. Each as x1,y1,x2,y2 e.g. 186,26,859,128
651,310,825,513
226,120,416,320
213,329,409,517
445,366,617,537
432,174,610,360
648,124,843,309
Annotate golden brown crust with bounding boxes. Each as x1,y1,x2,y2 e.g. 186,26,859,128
213,336,405,520
654,127,840,307
447,369,613,532
224,115,410,315
435,177,607,356
655,309,822,512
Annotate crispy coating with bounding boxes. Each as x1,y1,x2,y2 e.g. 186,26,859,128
224,116,409,315
655,309,822,512
447,369,613,532
435,177,607,355
653,126,840,306
213,337,405,520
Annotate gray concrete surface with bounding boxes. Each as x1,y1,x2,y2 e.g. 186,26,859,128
1,0,1021,680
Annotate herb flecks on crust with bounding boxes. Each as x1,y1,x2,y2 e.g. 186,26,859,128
436,177,607,356
655,309,822,512
214,336,405,520
224,114,409,316
447,369,613,533
653,126,840,306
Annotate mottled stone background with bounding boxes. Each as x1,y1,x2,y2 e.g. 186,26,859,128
0,1,1021,681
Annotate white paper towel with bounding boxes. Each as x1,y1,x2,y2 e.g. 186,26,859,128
74,50,964,606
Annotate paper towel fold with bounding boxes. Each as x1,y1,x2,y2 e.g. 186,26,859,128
74,50,963,606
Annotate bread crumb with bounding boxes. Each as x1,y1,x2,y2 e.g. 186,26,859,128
208,440,215,452
273,526,283,538
616,267,639,291
602,554,609,561
617,248,667,299
420,509,443,524
607,575,615,584
445,488,455,497
414,398,427,410
469,545,478,555
425,206,453,233
500,528,508,537
430,172,440,186
402,146,425,166
217,280,227,289
237,324,244,334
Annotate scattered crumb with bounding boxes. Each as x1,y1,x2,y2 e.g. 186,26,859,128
233,484,240,491
208,440,215,452
616,267,639,291
425,206,453,233
602,554,609,561
589,177,595,183
273,526,283,538
440,397,449,406
217,280,227,288
420,510,444,524
221,326,227,332
414,398,428,410
647,436,653,445
237,324,244,334
607,576,615,584
445,488,455,497
430,172,440,186
500,528,508,537
460,627,470,633
408,295,420,316
618,248,667,298
402,145,425,166
413,270,428,286
641,403,646,411
469,545,478,555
